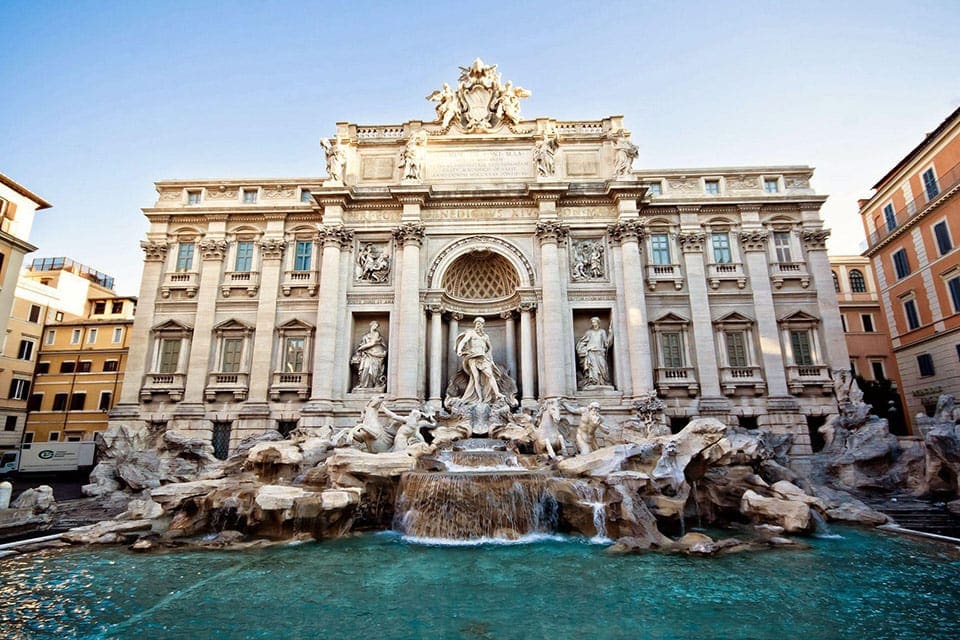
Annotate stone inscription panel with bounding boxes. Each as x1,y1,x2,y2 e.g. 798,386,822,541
427,149,533,180
361,156,395,180
566,151,599,177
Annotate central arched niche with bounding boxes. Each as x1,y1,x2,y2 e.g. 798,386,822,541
441,250,520,302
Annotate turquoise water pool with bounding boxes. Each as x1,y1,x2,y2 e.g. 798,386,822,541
1,528,959,639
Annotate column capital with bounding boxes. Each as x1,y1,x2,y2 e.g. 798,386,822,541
500,310,515,320
739,230,769,253
535,220,568,244
198,238,228,261
425,303,445,314
677,231,706,253
449,312,464,321
607,220,643,243
801,228,831,251
140,240,169,262
257,238,287,260
319,224,354,248
393,222,426,246
518,301,538,312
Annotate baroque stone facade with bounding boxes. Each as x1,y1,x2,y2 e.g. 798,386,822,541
112,60,847,461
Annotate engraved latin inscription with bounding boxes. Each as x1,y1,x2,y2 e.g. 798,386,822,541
428,149,533,180
362,156,395,180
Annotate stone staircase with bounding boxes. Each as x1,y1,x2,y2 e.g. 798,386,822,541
873,498,960,538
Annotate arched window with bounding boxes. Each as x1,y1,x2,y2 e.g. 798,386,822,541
832,271,840,293
849,269,866,293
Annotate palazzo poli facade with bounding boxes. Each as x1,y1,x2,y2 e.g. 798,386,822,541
113,61,847,460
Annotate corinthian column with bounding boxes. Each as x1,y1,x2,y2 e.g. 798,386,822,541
393,222,425,403
119,240,168,406
182,238,228,404
535,220,568,398
309,225,353,410
519,301,536,403
428,304,444,405
608,220,653,397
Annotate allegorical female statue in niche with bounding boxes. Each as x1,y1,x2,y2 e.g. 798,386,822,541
351,321,387,391
576,317,613,388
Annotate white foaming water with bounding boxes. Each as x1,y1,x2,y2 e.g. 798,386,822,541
398,532,571,547
440,463,523,473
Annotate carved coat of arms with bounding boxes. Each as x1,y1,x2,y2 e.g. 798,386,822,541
426,58,531,133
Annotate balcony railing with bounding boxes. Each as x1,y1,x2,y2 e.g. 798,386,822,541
786,364,832,395
655,366,698,396
160,271,199,298
270,371,311,400
707,262,746,289
205,372,249,401
282,270,318,296
141,372,186,402
720,366,765,396
769,262,810,289
645,264,684,290
221,270,261,297
868,159,960,247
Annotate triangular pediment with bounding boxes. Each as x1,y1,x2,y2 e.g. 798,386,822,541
778,310,820,323
651,312,689,325
714,311,754,324
213,319,254,332
152,319,192,332
276,318,314,331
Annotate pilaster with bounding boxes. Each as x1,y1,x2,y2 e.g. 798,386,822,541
802,226,849,371
120,240,168,405
535,218,569,398
393,221,426,404
608,220,653,397
182,238,227,404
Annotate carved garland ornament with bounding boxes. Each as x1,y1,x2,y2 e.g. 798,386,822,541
801,229,831,250
198,239,228,261
141,240,169,261
258,238,287,260
677,232,706,253
738,230,769,252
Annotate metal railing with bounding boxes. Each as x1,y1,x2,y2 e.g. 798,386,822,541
868,160,960,247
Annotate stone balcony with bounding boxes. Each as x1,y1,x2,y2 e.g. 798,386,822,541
769,262,810,289
140,372,186,402
645,264,684,290
281,270,318,296
160,272,199,298
786,364,832,395
719,366,766,396
221,271,260,298
707,262,746,289
270,371,311,400
655,366,699,397
205,372,249,401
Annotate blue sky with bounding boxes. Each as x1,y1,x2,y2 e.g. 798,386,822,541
2,0,959,294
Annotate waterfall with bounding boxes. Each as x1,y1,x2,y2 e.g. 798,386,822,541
571,481,610,543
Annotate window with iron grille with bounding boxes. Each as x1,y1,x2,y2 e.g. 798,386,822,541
849,269,866,293
212,421,232,460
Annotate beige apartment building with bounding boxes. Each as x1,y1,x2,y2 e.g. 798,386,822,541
113,61,849,463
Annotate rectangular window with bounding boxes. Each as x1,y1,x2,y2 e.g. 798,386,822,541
883,203,897,232
242,189,258,204
660,332,684,368
284,337,305,372
52,393,68,411
650,233,671,265
861,314,875,332
93,301,106,315
946,275,960,313
704,179,720,195
294,241,312,271
725,331,749,368
235,241,254,272
71,328,81,344
300,189,313,203
922,168,939,200
70,392,86,411
22,432,34,444
711,232,732,264
917,353,935,377
176,243,195,272
27,393,43,411
790,331,814,366
48,432,60,442
98,391,113,411
221,338,244,373
840,314,847,332
647,182,662,196
892,248,910,279
158,338,182,373
112,300,124,314
187,190,202,205
773,231,792,262
55,311,63,322
77,361,92,373
4,415,16,431
36,362,50,374
45,329,56,345
904,299,920,330
871,361,885,380
8,378,30,401
934,221,952,255
17,339,35,361
87,328,98,344
28,304,41,323
763,178,779,193
103,359,119,372
112,327,123,343
60,360,76,374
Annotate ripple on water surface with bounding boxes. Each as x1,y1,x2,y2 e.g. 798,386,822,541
1,527,959,640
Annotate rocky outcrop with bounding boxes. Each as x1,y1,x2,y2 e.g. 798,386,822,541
11,485,56,514
739,489,812,533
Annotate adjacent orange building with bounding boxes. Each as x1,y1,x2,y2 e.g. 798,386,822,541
859,106,960,423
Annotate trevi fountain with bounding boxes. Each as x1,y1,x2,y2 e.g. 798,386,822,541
2,61,959,639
